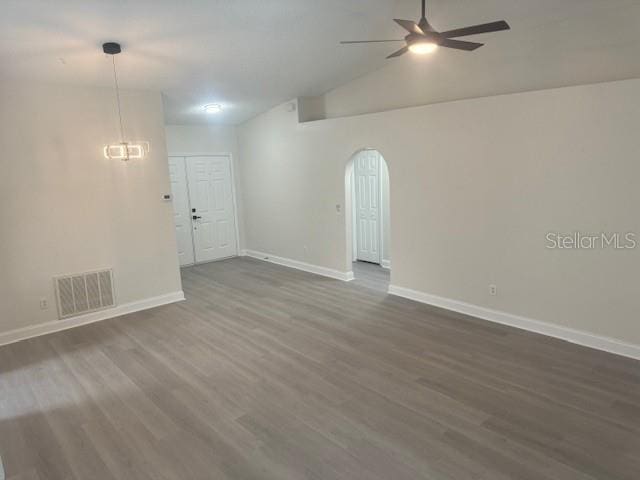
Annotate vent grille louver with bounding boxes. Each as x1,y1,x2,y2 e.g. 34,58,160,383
55,269,115,319
99,270,114,306
86,272,101,310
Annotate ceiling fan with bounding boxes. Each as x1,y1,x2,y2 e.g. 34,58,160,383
340,0,510,59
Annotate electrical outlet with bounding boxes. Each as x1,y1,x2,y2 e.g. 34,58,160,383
489,284,497,296
40,298,48,310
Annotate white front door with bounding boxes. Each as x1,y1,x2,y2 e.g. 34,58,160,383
186,156,238,263
354,150,381,264
168,157,195,266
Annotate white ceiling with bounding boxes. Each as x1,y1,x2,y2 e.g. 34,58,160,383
2,0,640,125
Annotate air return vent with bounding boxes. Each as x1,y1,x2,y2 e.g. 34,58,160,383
55,269,115,319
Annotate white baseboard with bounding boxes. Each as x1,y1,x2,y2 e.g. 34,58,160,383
0,291,185,347
381,259,391,269
244,249,354,282
388,285,640,361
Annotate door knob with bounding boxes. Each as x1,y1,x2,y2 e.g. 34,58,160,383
192,215,202,220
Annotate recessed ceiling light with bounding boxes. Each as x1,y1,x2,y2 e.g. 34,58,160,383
204,104,222,114
408,41,438,55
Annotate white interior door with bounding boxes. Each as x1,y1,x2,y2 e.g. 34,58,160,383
186,156,238,263
168,157,195,266
354,150,381,263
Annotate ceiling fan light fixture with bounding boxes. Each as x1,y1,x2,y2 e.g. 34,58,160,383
408,41,438,54
204,103,222,114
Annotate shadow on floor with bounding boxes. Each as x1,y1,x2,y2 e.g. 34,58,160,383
351,261,390,293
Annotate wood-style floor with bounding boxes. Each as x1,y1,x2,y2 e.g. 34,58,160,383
1,257,639,480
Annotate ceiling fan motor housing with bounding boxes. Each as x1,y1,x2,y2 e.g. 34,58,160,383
418,18,436,32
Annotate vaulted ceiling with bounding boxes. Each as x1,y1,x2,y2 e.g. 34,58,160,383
3,0,640,125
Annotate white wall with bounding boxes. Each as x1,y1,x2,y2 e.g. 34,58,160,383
237,78,640,348
165,124,238,157
164,124,245,250
0,81,182,336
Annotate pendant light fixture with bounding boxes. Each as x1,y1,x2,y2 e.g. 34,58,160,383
102,42,148,161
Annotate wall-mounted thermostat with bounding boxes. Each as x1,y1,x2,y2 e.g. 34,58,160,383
163,194,172,201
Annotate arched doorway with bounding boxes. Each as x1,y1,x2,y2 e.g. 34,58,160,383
345,149,390,292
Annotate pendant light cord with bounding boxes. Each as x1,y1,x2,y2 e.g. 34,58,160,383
111,55,126,144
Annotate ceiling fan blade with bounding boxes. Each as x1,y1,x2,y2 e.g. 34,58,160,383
340,40,405,44
440,39,484,51
441,20,510,38
386,46,409,59
393,19,424,35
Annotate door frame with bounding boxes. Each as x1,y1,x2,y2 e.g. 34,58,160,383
344,148,391,273
167,152,241,264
